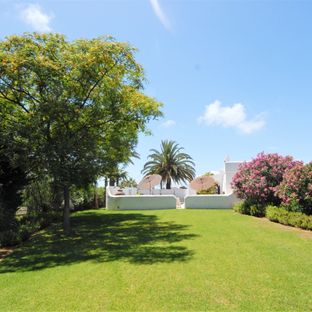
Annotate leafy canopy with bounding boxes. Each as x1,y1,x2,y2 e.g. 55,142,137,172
142,140,195,189
0,32,162,231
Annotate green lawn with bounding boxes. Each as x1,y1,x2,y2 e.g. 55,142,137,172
1,209,312,311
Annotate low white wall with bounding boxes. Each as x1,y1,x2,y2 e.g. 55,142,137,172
184,193,240,209
106,187,176,210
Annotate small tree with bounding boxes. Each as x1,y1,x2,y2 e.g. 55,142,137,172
232,153,299,207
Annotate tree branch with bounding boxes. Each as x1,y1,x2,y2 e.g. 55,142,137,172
0,90,30,113
79,60,118,109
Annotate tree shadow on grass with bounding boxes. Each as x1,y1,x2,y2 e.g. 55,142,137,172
0,212,197,273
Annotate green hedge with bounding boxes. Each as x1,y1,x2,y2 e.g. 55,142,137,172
233,201,266,217
266,205,312,231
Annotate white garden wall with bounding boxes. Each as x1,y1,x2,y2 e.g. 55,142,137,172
184,193,240,209
106,187,176,210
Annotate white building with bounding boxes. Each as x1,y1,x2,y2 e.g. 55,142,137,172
106,160,244,210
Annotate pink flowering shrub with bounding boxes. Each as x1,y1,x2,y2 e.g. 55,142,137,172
232,153,299,207
275,163,312,215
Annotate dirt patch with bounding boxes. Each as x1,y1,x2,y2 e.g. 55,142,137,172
253,216,312,239
0,248,14,261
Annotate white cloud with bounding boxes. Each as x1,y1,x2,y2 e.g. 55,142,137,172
149,0,171,31
198,100,266,134
161,119,176,128
20,4,53,32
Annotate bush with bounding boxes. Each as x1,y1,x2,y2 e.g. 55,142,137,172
249,204,266,217
71,186,95,210
232,153,300,207
275,163,312,215
0,230,20,247
266,205,312,230
0,210,62,247
233,201,266,217
197,184,219,195
233,201,250,215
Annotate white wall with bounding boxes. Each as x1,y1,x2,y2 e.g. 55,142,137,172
185,193,241,209
212,171,224,193
106,187,176,210
223,161,243,194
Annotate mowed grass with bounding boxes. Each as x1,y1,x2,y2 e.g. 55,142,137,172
1,209,312,311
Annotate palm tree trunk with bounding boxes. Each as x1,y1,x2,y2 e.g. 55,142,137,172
166,178,171,189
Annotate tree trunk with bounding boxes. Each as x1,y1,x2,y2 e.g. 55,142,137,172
63,185,71,234
166,178,171,189
93,182,99,209
109,178,115,186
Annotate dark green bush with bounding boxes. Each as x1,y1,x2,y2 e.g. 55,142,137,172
0,210,62,247
266,206,312,230
233,201,250,215
233,201,266,217
249,204,266,217
0,230,20,247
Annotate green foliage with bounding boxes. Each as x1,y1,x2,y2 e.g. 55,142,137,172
266,205,312,230
0,230,20,247
233,200,266,217
71,185,94,210
119,178,137,188
249,204,266,217
197,184,218,195
0,152,27,235
70,185,106,210
0,210,62,247
22,175,55,213
233,201,251,215
142,140,195,189
0,33,162,232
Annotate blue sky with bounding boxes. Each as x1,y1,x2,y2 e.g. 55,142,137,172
1,0,312,183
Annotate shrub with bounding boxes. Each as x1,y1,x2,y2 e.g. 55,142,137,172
233,201,251,215
233,201,266,217
266,205,312,230
0,210,62,247
265,205,280,222
249,204,266,217
197,184,219,195
232,153,300,207
0,230,20,247
275,163,312,215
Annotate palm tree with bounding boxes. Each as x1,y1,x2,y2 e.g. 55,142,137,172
142,140,195,189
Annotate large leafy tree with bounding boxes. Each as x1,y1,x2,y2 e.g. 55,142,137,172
0,33,162,233
142,140,195,189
